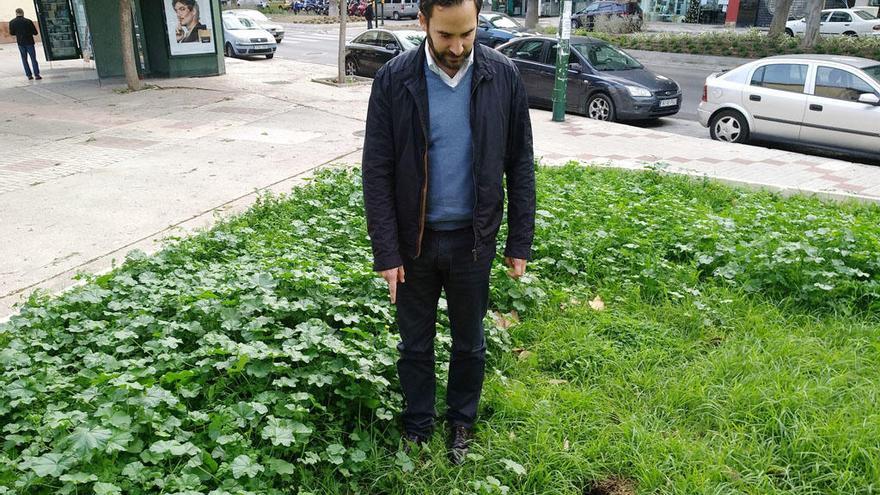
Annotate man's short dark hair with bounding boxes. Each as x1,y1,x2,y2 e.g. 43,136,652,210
173,0,198,11
419,0,481,20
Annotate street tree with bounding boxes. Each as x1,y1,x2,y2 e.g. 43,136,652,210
768,0,796,37
685,0,701,23
525,0,539,29
801,0,823,48
337,0,347,83
119,0,142,91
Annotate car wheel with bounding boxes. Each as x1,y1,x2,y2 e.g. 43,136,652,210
785,28,794,37
709,109,750,144
586,93,615,122
345,57,359,76
392,11,400,20
843,31,858,37
225,42,235,58
266,53,274,59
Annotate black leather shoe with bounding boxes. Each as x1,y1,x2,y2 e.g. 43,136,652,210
402,431,427,455
35,75,42,80
448,425,473,465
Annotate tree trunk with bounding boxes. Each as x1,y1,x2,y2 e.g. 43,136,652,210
801,0,822,48
338,0,347,83
119,0,142,91
524,0,539,29
768,0,795,37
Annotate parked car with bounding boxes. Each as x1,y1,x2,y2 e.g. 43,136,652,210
476,12,535,47
698,55,880,158
235,0,269,8
225,9,285,42
295,0,327,13
378,0,418,20
497,35,680,121
570,1,643,30
785,8,880,36
221,12,277,59
345,29,425,77
854,0,879,16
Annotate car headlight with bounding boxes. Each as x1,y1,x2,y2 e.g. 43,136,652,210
625,85,652,98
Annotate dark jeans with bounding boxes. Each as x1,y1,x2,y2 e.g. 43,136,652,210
395,227,494,437
18,44,40,78
366,18,373,29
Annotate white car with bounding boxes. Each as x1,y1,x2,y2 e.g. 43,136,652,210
786,9,880,37
225,9,284,42
221,12,277,59
698,55,880,158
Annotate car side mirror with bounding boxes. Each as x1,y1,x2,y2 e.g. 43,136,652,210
858,93,880,105
385,43,399,52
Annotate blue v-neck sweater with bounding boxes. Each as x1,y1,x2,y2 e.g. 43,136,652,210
425,63,475,231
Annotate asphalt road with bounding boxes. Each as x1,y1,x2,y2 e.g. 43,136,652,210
264,24,878,163
270,22,710,138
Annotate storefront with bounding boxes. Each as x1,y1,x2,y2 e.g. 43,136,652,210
640,0,728,22
21,0,225,79
487,0,729,23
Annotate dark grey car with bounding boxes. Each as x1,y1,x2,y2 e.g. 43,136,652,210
345,29,425,78
497,35,681,121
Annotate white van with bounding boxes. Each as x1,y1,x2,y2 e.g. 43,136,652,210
379,0,419,20
853,0,879,16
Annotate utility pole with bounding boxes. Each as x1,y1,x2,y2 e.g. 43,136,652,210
551,0,572,122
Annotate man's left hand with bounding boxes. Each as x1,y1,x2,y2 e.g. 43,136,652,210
504,257,527,279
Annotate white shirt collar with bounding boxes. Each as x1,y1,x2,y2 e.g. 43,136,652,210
424,43,474,89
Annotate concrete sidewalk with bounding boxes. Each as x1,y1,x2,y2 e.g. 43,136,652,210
2,45,879,318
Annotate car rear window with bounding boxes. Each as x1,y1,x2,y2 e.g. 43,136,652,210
854,10,877,19
863,65,880,85
750,63,808,94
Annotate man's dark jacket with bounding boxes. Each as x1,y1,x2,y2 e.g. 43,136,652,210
9,16,38,46
362,42,535,272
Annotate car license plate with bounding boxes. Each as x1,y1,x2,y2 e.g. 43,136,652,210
660,98,677,108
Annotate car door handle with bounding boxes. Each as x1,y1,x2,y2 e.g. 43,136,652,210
810,104,823,111
749,95,761,101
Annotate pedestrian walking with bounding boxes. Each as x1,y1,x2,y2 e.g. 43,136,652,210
365,1,374,29
361,0,535,465
8,8,41,80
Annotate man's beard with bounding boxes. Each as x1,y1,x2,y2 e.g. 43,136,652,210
426,34,471,73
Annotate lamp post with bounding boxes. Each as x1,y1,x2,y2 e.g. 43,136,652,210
551,0,572,122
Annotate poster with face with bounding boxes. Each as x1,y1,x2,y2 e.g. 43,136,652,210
165,0,215,56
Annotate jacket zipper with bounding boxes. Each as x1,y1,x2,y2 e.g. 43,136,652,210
415,106,429,259
470,73,483,262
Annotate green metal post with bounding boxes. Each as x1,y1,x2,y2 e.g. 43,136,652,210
551,0,573,122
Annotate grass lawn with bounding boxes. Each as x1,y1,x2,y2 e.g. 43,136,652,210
1,165,878,494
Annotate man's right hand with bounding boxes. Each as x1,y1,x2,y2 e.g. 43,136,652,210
379,266,406,304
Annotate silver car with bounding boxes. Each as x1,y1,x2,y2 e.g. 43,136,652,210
225,9,285,43
785,9,880,37
698,55,880,157
221,12,277,59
